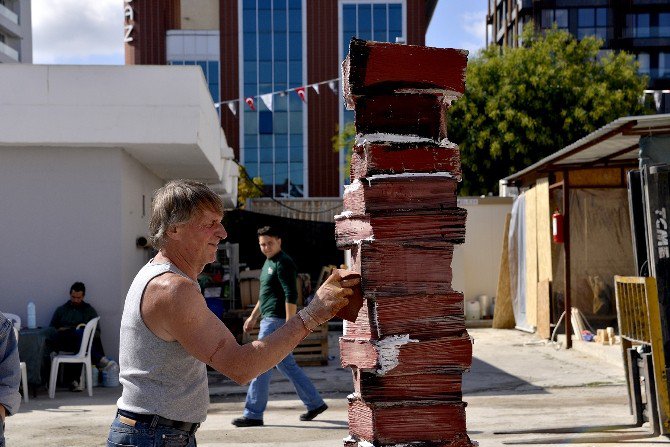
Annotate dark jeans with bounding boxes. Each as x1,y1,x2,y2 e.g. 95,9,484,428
107,415,196,447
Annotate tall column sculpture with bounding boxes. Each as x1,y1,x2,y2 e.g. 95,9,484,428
335,38,474,447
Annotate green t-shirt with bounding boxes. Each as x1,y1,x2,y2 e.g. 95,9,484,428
259,251,298,319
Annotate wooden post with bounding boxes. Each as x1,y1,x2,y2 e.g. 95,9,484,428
563,170,572,349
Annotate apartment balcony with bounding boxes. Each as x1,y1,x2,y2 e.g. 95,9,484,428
0,3,18,25
0,40,18,61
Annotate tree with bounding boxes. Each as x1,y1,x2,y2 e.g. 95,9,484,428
236,165,264,208
448,26,648,196
332,122,356,176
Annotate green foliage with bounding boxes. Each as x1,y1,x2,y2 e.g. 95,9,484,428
332,122,356,175
237,165,264,208
448,25,648,196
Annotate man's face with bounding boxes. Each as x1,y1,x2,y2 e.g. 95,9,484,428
178,208,227,265
70,291,85,306
258,235,281,259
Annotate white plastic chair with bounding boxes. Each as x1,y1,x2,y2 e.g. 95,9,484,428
13,327,28,403
3,313,21,331
48,317,99,398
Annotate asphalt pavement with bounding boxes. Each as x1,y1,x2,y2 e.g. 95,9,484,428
8,328,669,446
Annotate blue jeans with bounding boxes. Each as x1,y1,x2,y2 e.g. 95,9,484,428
243,317,325,420
107,415,196,447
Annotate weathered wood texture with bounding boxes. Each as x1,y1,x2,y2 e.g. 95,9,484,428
340,333,472,374
351,241,454,296
335,209,467,247
352,367,463,402
343,175,458,214
354,94,448,142
347,398,471,445
342,38,467,107
344,293,465,341
351,142,461,181
493,213,516,329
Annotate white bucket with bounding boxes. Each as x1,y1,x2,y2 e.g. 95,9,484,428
478,295,491,318
465,300,481,320
102,361,120,387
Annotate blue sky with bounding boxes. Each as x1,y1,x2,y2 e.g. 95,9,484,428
32,1,488,65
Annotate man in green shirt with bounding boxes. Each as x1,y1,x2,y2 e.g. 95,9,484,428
232,226,328,427
49,282,107,389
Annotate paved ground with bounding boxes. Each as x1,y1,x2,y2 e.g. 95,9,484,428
8,328,670,446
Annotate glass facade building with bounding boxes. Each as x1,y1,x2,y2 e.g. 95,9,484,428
240,0,305,198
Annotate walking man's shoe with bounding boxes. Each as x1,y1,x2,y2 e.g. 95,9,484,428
299,403,328,421
231,416,264,427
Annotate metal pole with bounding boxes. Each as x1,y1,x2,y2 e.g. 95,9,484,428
563,171,572,349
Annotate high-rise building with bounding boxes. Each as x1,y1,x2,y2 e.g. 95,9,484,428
0,0,31,63
125,0,438,198
486,1,670,111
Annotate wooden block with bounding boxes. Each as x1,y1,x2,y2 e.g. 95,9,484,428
339,333,472,374
344,293,466,341
354,93,447,142
347,397,472,445
352,367,463,402
344,436,473,447
537,279,552,340
350,141,461,181
524,187,538,328
335,209,466,248
493,213,515,329
343,175,457,215
342,38,467,108
351,240,455,296
336,272,364,322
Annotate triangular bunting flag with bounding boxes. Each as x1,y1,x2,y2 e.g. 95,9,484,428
260,93,274,111
227,101,237,116
296,87,306,103
328,80,338,94
312,84,320,94
245,97,255,111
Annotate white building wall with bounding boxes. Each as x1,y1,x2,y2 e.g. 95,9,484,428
451,197,513,316
0,146,124,357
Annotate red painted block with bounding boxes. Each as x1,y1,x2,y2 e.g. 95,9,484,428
343,175,458,215
354,93,448,142
351,367,463,402
342,38,468,108
351,240,455,296
346,397,474,446
335,209,467,248
344,435,474,447
350,141,461,181
343,299,377,340
339,333,472,374
344,293,465,341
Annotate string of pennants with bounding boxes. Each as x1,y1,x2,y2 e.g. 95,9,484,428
215,77,340,116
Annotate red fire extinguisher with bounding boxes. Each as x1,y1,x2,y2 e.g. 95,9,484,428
552,209,564,244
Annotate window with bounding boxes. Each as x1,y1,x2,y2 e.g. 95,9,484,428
637,53,650,75
577,8,608,41
660,53,670,79
660,13,670,38
240,1,304,197
541,9,568,29
627,13,650,38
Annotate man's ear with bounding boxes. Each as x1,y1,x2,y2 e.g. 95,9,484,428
166,224,180,241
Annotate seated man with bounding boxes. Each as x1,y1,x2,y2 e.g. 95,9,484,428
49,282,107,390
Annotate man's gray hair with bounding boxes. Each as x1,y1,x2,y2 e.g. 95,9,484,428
149,179,223,250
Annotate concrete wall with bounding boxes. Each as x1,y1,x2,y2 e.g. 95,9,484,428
0,147,119,356
452,197,513,315
180,0,218,30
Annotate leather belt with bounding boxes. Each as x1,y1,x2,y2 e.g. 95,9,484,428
117,409,200,435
